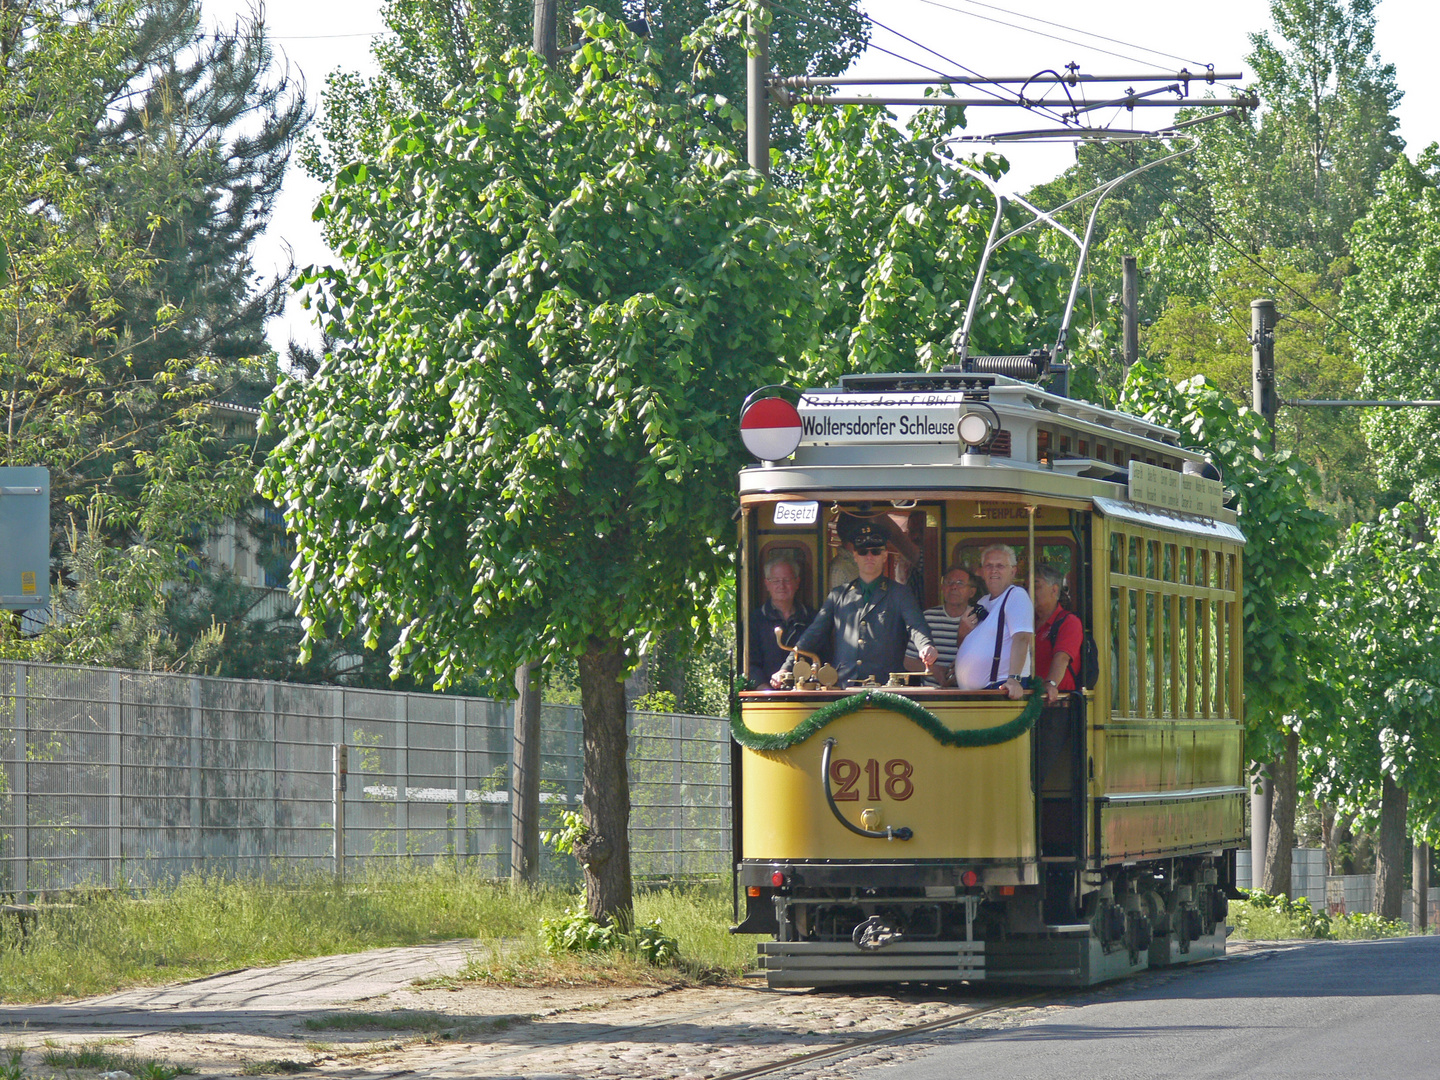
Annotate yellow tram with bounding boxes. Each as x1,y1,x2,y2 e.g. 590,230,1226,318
732,369,1246,986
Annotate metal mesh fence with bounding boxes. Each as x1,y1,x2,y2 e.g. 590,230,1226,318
0,662,730,894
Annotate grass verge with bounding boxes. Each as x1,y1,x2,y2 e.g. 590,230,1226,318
0,866,759,1003
39,1044,193,1080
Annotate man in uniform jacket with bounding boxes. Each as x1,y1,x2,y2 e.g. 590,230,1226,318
777,522,938,687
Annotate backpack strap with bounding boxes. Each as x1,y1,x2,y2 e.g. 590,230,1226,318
1046,610,1081,682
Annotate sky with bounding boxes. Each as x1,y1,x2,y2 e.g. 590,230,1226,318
198,0,1440,357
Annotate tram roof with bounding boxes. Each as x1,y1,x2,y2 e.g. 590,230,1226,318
739,372,1238,530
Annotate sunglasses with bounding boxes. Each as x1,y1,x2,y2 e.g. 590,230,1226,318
854,546,886,556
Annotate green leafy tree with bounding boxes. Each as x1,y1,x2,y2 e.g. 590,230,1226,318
1028,0,1402,407
1143,258,1376,519
790,104,1065,378
1241,0,1402,264
1,0,308,672
1120,361,1333,895
1309,502,1440,917
301,0,867,187
259,18,818,924
1344,149,1440,503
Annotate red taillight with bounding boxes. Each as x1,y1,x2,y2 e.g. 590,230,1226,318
771,870,786,888
1000,885,1015,896
747,886,762,897
961,870,979,887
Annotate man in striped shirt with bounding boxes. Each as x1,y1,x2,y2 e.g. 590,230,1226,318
905,566,979,687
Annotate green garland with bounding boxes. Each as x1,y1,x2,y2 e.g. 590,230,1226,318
730,684,1043,751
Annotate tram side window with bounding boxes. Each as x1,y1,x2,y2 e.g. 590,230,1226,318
1108,530,1242,720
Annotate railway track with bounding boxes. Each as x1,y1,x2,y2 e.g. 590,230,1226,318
709,990,1050,1080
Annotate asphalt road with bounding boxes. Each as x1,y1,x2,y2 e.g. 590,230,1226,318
857,937,1440,1080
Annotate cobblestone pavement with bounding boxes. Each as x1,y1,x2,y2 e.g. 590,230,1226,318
0,940,1292,1080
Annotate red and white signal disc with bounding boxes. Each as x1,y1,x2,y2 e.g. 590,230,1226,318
740,398,803,461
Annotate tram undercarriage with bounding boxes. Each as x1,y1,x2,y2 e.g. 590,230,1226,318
737,854,1235,987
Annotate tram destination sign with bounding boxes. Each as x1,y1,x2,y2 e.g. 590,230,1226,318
798,392,961,445
1129,460,1224,518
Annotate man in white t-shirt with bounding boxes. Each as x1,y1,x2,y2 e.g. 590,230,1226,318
952,543,1034,699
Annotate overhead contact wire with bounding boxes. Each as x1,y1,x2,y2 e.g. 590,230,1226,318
910,0,1207,68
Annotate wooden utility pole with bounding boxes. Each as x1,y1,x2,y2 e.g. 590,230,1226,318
510,0,561,886
1121,256,1139,367
533,0,559,65
746,0,770,176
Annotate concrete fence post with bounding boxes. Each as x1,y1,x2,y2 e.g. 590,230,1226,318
333,743,347,882
453,698,468,866
395,694,409,857
189,676,203,870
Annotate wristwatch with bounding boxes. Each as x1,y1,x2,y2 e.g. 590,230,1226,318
1043,678,1058,688
1007,675,1021,683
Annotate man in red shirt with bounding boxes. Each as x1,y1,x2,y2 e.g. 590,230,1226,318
1034,564,1084,706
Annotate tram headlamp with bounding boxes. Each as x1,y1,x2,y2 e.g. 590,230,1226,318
957,410,994,447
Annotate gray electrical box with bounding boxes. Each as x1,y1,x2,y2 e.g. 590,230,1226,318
1,466,50,610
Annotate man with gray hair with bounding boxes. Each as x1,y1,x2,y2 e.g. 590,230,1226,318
749,552,813,686
1034,562,1083,706
951,542,1033,697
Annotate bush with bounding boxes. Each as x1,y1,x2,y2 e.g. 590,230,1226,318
1231,889,1334,939
1332,911,1409,939
539,906,680,966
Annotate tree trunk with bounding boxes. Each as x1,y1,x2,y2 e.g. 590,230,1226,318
1262,728,1299,897
576,639,633,927
1374,773,1408,921
509,659,542,885
1324,805,1356,876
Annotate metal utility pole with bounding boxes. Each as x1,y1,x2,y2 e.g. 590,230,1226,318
1251,299,1278,448
1250,298,1278,891
1122,256,1139,367
510,0,560,886
1415,842,1430,933
747,0,771,175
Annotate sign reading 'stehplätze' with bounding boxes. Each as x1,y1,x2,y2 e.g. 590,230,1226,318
797,392,962,445
1129,461,1224,518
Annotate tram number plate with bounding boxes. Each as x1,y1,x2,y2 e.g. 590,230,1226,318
830,757,914,801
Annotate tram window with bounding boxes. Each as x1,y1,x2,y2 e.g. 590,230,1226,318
1078,439,1089,457
1114,448,1125,466
759,543,814,610
1110,585,1124,714
1128,536,1141,576
1059,435,1071,454
1157,593,1169,720
1127,590,1140,714
1110,532,1124,574
1179,547,1191,585
1163,544,1176,583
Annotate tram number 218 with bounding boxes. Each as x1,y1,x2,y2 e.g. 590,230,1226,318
829,758,914,801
